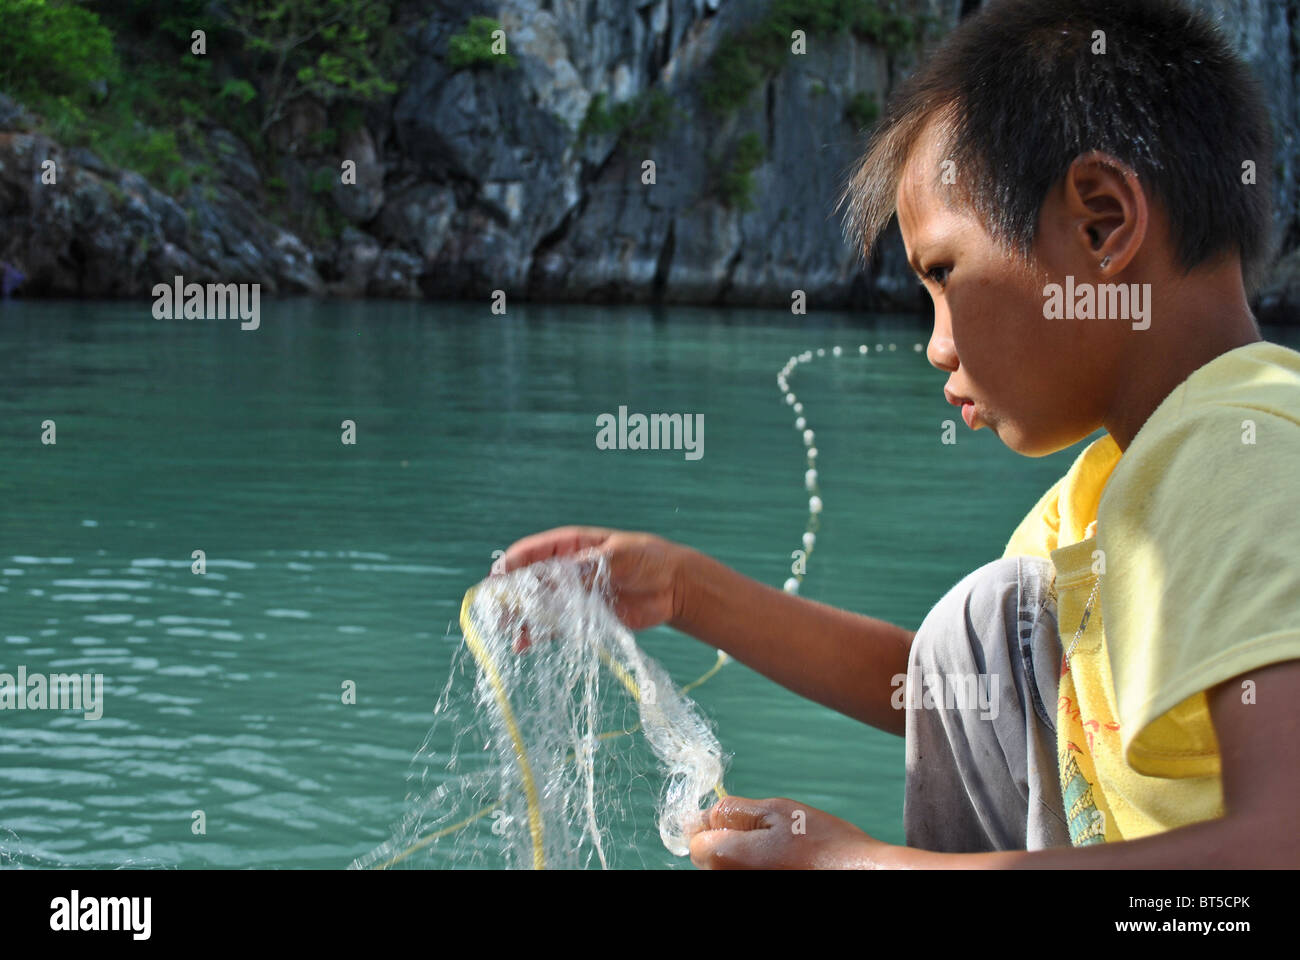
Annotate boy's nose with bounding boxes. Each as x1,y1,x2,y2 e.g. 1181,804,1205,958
927,333,958,373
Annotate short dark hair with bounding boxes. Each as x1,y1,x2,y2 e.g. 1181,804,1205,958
838,0,1277,293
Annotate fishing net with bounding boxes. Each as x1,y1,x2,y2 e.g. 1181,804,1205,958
352,555,728,870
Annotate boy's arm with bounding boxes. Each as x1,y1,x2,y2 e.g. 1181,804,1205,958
691,658,1300,868
671,547,916,737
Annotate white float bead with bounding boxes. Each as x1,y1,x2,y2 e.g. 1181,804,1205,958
809,496,823,514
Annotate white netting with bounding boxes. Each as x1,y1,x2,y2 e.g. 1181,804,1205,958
352,556,727,869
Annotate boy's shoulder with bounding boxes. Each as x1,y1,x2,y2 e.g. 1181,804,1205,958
1097,342,1300,759
1103,340,1300,510
1170,340,1300,422
1170,340,1298,421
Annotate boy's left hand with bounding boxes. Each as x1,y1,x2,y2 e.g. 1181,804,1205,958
689,795,892,869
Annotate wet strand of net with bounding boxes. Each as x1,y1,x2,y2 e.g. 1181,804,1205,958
371,572,728,868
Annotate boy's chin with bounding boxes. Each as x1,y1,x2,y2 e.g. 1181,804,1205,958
996,420,1090,458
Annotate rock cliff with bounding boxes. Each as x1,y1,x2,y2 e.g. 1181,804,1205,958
1,0,1297,320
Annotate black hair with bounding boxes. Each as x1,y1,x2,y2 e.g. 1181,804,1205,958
838,0,1277,293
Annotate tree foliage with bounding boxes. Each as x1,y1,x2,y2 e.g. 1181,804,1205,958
0,0,119,105
229,0,399,133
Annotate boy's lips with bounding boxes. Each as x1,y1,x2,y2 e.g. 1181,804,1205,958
944,387,980,428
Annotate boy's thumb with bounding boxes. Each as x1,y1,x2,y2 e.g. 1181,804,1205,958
704,796,772,832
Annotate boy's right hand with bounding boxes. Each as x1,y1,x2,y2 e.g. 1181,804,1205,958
495,526,689,634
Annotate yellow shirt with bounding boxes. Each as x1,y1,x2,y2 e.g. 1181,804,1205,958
1002,340,1300,844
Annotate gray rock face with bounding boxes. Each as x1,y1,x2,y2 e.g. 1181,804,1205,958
377,181,456,261
333,226,382,297
385,0,711,295
1186,0,1300,249
334,125,385,223
0,93,30,130
375,0,1300,319
1258,245,1300,320
0,0,1298,320
208,128,263,199
0,130,325,298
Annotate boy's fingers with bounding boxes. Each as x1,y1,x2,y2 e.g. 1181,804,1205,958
690,798,792,868
498,526,614,574
690,825,766,870
704,795,775,832
573,546,610,593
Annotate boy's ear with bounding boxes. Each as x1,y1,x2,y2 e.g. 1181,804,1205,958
1062,150,1148,276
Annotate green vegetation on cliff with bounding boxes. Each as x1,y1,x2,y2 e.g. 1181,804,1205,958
702,0,928,114
448,15,518,69
845,90,880,129
0,0,404,236
714,132,766,211
578,89,680,147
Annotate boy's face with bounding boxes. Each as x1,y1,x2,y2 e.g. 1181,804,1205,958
895,120,1114,457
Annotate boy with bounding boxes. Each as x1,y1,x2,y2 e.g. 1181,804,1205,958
500,0,1300,867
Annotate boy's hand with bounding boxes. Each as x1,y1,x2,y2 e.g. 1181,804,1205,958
496,525,689,634
689,795,891,869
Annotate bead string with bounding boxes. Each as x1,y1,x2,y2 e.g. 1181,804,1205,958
777,341,927,595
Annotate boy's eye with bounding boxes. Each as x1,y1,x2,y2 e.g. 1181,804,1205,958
924,265,951,287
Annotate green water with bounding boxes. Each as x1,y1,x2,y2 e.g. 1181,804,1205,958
3,300,1293,868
